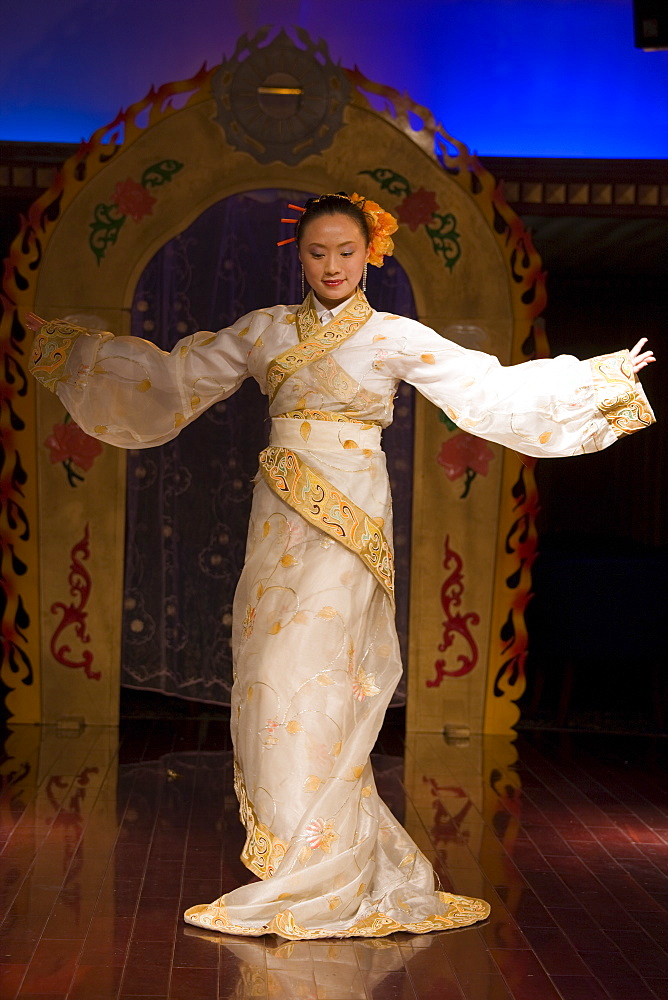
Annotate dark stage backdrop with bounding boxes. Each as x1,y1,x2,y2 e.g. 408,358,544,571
122,190,416,706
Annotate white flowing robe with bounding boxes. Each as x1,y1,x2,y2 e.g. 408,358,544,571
30,290,654,939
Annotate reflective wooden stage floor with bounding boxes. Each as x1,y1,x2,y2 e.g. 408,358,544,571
1,718,667,999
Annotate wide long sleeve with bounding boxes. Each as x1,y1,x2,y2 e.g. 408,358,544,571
30,314,258,449
382,320,655,457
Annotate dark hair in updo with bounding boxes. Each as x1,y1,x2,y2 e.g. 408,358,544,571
296,193,370,248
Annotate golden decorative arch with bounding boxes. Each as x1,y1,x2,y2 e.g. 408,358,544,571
1,29,546,732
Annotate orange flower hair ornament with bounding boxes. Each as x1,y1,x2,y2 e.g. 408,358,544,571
277,194,398,267
350,192,398,267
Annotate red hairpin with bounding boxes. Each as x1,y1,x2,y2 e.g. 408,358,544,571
277,203,305,246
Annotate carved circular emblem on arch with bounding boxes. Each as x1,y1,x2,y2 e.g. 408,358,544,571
212,28,350,164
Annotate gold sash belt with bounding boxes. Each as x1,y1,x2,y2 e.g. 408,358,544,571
258,421,394,601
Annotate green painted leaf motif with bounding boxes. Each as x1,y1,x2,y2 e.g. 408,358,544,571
438,411,459,433
425,212,462,270
358,168,411,198
460,468,477,499
89,203,126,264
63,458,84,488
141,160,184,189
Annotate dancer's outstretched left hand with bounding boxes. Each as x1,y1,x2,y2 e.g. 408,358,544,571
628,338,655,374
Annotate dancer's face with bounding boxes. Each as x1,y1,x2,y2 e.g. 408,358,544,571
298,214,368,309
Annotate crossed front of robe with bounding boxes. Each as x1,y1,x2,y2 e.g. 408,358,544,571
184,294,490,939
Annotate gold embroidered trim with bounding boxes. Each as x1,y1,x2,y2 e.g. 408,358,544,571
183,891,490,939
279,409,378,429
590,351,655,438
265,290,372,403
293,297,383,411
234,759,288,879
30,320,88,392
258,446,394,600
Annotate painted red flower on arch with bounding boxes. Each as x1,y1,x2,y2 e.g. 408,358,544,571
111,178,156,222
437,432,495,498
45,420,103,486
396,188,439,231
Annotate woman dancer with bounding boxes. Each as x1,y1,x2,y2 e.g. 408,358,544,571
27,192,655,940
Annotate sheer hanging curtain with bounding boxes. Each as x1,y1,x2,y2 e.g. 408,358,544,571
122,190,416,706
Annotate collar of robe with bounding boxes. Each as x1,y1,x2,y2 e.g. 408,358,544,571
296,288,371,343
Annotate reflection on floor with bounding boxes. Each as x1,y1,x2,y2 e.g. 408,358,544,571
1,718,667,999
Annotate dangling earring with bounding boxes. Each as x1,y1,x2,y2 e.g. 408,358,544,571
362,262,368,294
301,264,305,299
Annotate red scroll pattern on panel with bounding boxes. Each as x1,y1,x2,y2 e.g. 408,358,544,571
50,524,99,680
426,535,480,687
